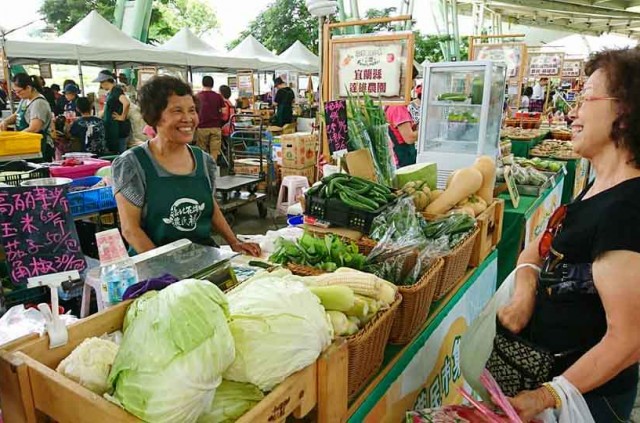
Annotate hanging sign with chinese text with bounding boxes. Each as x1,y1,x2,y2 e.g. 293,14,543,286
0,186,86,285
329,33,414,104
324,100,348,153
562,60,583,78
527,52,565,77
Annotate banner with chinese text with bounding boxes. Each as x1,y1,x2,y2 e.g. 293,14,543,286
527,53,565,77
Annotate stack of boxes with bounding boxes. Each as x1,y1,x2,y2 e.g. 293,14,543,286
279,132,319,184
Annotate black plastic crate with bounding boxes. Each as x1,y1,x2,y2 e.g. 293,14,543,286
305,193,390,234
0,161,50,186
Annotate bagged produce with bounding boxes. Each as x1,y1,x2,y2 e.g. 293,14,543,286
109,279,235,423
224,275,332,391
198,380,264,423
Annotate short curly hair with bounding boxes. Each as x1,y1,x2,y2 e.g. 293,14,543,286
585,47,640,168
138,75,195,127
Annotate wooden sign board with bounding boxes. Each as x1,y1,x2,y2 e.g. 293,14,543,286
0,186,86,285
471,43,526,79
237,70,254,100
504,166,520,208
527,52,565,78
328,33,414,105
562,60,583,78
38,63,52,79
137,67,157,89
227,76,237,89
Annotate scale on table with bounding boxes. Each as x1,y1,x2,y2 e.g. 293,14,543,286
131,239,240,291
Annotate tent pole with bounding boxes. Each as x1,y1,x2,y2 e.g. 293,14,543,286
77,59,85,95
1,34,13,113
188,66,193,84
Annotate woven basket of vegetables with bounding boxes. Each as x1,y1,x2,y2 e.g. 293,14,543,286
345,293,402,398
389,257,444,345
435,227,480,300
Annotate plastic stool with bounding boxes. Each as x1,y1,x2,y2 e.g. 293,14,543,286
80,267,105,318
277,176,309,215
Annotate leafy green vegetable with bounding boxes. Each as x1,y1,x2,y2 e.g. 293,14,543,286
109,279,235,423
269,232,366,271
198,380,263,423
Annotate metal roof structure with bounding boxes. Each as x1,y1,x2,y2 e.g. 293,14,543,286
457,0,640,37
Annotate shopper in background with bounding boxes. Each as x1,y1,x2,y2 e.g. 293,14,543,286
111,75,260,256
0,73,54,160
532,77,548,100
50,84,61,101
0,84,7,110
219,84,235,137
520,86,533,111
60,84,80,118
385,66,419,168
68,97,106,155
118,73,137,104
499,48,640,422
195,75,224,160
55,79,78,115
38,76,57,111
408,84,422,129
272,77,295,127
94,70,131,154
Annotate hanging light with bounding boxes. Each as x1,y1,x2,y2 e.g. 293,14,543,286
305,0,338,18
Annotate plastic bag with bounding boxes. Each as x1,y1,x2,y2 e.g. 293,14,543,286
537,376,595,423
460,263,540,400
0,305,78,347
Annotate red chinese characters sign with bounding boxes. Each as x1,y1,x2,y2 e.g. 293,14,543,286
0,186,86,285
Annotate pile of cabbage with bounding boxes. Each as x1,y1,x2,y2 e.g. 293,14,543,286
58,273,331,423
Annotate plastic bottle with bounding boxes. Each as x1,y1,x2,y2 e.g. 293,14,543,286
99,258,138,307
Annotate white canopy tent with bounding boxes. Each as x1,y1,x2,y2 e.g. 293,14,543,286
229,35,293,71
158,28,256,71
278,41,319,74
541,33,637,58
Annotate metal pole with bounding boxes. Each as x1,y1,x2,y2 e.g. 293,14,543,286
451,0,461,61
1,35,13,113
77,58,85,95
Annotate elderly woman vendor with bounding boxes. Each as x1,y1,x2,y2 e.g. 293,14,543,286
498,47,640,422
112,76,260,257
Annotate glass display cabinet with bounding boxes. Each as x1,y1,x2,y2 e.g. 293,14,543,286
417,61,506,187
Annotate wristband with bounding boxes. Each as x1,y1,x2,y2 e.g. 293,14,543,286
542,383,562,409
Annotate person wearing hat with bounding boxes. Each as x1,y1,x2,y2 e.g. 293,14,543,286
94,70,131,154
58,83,80,119
271,77,295,127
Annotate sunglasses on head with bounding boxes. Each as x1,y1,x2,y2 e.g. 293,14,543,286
538,205,567,259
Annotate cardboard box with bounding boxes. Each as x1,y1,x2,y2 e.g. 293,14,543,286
234,158,262,175
281,132,319,169
344,149,377,182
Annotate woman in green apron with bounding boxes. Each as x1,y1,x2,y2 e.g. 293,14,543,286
94,70,131,154
112,75,260,257
0,73,54,161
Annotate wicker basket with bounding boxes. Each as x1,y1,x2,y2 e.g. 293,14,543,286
434,227,479,300
356,236,377,256
389,258,444,345
345,293,402,398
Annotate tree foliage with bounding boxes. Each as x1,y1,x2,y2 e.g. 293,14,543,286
227,0,318,54
40,0,218,43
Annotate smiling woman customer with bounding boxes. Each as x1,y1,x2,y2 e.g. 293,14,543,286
112,76,260,257
497,48,640,422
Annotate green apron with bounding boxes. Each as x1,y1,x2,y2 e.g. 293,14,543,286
393,143,417,168
16,97,53,161
132,146,215,248
103,89,120,152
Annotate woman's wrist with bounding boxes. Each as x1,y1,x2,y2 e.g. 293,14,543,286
541,384,562,409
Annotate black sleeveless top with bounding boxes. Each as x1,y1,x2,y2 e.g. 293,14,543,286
526,177,640,396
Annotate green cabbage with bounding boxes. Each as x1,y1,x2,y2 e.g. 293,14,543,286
56,337,119,395
108,279,235,423
224,276,332,391
197,380,264,423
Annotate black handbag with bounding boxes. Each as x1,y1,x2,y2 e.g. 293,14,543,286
118,119,132,138
485,319,555,397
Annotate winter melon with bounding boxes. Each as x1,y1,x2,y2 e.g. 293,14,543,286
394,163,437,190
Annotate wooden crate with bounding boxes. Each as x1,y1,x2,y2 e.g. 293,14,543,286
0,301,349,423
469,199,504,267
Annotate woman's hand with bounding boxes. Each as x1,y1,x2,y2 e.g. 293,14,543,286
509,387,556,422
112,112,126,121
497,292,536,334
231,241,261,257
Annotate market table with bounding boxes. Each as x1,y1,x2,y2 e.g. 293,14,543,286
496,176,564,284
347,251,498,422
508,132,548,158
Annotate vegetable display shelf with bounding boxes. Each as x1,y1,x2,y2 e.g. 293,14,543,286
0,300,351,423
506,132,548,158
530,155,589,204
496,174,565,283
346,251,498,422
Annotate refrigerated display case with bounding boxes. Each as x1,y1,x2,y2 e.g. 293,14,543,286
417,61,507,187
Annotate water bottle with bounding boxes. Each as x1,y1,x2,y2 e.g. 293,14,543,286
99,259,138,307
